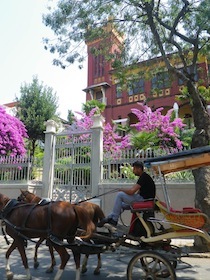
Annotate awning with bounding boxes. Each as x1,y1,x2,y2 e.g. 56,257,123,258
83,82,111,92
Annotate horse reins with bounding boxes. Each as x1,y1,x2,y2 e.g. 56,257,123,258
1,189,119,245
75,189,119,204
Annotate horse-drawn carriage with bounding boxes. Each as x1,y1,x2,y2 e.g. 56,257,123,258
1,146,210,280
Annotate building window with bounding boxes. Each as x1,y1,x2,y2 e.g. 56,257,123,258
94,91,103,102
151,71,170,89
116,84,122,98
127,78,145,95
178,65,198,85
94,54,104,78
113,117,127,137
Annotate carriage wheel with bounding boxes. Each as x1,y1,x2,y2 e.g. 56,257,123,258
139,255,177,278
127,250,176,280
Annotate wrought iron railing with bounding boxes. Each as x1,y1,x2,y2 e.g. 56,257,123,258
0,156,43,184
0,147,191,185
102,147,192,182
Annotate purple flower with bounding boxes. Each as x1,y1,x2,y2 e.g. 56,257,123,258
0,106,28,156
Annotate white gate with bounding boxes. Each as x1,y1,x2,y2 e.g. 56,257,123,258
52,129,92,202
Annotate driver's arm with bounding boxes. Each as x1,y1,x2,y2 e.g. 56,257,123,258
118,183,141,195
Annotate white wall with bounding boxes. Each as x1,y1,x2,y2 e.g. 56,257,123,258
98,182,195,225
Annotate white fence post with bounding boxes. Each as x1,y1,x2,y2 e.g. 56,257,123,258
91,115,104,197
42,120,58,198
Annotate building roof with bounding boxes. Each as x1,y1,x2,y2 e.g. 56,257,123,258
3,101,19,108
83,82,111,92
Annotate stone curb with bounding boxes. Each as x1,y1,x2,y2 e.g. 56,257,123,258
171,238,210,258
189,252,210,258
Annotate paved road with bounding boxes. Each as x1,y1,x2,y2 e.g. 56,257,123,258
0,235,210,279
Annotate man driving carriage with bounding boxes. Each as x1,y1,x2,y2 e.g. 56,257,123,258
98,161,156,227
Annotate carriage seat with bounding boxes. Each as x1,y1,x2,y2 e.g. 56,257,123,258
130,200,155,213
158,201,201,214
129,200,155,237
182,207,201,213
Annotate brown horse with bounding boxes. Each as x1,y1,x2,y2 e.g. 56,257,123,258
0,192,95,280
18,189,106,275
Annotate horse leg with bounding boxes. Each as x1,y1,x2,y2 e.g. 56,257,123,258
81,253,101,275
5,240,17,280
52,244,70,280
81,254,88,274
16,239,32,280
45,242,56,273
34,238,56,273
34,237,43,269
94,253,102,275
72,250,81,280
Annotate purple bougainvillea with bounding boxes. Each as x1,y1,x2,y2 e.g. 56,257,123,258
131,103,185,149
0,106,28,156
70,103,185,155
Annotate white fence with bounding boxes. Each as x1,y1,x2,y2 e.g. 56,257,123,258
0,156,43,183
0,147,192,184
0,117,193,204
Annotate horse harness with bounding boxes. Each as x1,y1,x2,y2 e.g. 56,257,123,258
0,199,53,244
0,198,79,245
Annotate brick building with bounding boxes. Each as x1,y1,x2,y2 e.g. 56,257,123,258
83,27,209,128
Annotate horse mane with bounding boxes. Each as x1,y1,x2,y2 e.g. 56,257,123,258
0,193,10,206
19,189,41,203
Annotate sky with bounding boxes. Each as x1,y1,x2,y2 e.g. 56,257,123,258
0,0,87,120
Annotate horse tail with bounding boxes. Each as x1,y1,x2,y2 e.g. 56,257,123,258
74,205,95,240
93,204,105,224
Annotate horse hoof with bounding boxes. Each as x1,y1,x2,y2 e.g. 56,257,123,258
94,270,100,275
34,261,39,269
81,268,87,274
46,267,54,273
6,271,13,280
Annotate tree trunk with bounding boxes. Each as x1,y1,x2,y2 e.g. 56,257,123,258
188,81,210,247
193,168,210,220
193,166,210,250
31,139,36,158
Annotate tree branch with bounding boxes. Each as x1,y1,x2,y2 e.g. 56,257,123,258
154,1,196,45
